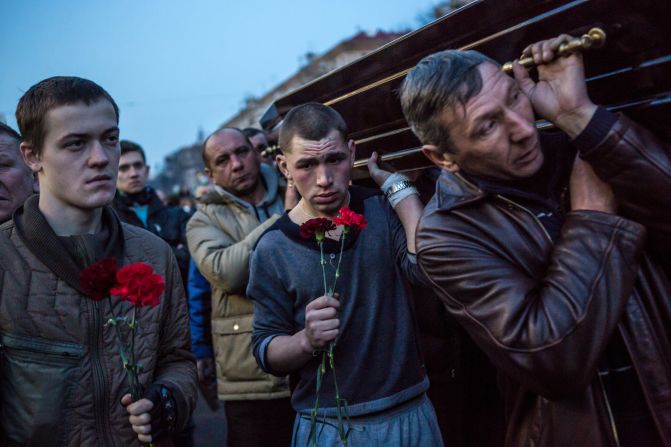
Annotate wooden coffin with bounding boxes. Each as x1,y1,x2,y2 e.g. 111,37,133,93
260,0,671,180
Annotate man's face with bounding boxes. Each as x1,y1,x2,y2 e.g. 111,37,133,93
117,151,149,194
278,129,354,216
22,100,120,212
0,134,34,222
249,132,272,164
427,62,542,181
204,129,260,197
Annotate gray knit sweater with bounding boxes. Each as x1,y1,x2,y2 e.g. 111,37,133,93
247,186,429,417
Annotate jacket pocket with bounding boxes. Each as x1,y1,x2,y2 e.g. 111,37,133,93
212,315,266,382
0,332,84,447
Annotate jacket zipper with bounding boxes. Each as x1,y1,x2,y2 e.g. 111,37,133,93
497,194,623,446
77,236,114,447
89,299,114,447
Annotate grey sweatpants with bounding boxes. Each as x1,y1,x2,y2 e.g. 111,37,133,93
291,394,444,447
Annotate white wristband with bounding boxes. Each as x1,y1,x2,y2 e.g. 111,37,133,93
388,185,419,208
381,173,409,194
381,173,418,208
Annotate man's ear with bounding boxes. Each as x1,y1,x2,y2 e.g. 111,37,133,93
204,165,213,180
276,154,290,179
422,144,459,172
20,142,42,174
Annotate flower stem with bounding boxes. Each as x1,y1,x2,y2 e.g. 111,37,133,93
330,230,347,294
318,240,328,296
129,306,141,401
329,341,348,445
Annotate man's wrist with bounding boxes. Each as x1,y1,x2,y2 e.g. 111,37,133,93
554,103,598,139
298,329,314,356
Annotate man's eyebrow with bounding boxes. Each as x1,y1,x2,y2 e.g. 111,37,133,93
295,155,319,164
57,126,120,142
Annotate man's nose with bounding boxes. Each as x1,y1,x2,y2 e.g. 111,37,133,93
230,154,244,171
507,109,535,143
315,165,332,187
88,140,110,167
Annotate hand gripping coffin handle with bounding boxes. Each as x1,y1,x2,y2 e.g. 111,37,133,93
502,27,607,73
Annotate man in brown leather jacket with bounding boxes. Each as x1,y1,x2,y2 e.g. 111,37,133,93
0,76,197,446
401,35,671,446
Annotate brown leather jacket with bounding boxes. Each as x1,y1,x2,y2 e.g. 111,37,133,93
417,114,671,446
0,200,197,447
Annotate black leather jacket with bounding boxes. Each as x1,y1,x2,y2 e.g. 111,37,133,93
417,114,671,446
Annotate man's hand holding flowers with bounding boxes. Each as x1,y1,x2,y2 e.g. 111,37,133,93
301,294,341,353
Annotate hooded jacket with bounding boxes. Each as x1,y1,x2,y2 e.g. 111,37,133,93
186,163,290,400
0,197,197,447
417,114,671,446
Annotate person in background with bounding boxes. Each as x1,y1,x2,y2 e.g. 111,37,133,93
0,122,36,224
113,140,190,286
186,127,298,447
242,127,273,164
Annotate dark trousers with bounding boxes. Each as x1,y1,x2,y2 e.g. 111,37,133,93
225,397,294,447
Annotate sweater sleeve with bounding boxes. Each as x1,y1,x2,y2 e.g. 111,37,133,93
247,234,297,376
385,199,429,287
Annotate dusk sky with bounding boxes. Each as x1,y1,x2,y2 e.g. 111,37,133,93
1,0,442,172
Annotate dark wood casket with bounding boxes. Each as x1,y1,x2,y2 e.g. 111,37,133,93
260,0,671,181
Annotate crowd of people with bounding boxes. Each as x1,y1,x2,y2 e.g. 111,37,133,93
0,32,669,447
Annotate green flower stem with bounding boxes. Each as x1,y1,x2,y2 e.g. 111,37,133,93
129,306,142,401
318,240,328,296
330,228,348,296
307,351,327,447
307,228,351,446
329,341,348,445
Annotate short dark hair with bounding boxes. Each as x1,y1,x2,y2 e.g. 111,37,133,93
201,127,251,169
15,76,119,156
279,103,347,153
400,50,497,153
242,127,265,139
0,122,21,142
120,140,146,163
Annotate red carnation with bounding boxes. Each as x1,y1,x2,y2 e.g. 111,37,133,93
110,263,165,307
299,218,336,241
333,207,367,233
80,258,118,300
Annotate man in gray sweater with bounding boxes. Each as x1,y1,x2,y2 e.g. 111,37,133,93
247,103,443,446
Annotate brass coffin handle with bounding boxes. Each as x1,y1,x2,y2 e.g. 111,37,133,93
502,27,606,73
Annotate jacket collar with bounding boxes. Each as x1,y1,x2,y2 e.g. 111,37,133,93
201,163,281,210
433,169,487,212
13,195,125,295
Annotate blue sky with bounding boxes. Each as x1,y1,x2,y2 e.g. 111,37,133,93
1,0,440,172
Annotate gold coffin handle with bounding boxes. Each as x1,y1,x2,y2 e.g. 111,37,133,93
502,27,606,73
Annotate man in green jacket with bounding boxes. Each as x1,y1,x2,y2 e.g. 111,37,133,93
186,127,298,447
0,76,197,446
